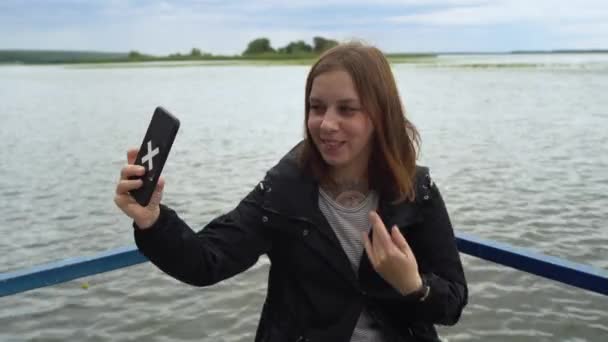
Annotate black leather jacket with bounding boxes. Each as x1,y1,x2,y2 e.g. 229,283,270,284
134,145,468,342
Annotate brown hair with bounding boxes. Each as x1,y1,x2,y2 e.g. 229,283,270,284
298,42,420,203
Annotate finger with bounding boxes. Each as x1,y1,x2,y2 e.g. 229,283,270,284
156,176,165,193
371,225,387,264
391,226,417,261
362,232,377,267
120,165,146,180
127,148,139,165
114,193,133,208
390,225,410,251
116,179,143,195
150,177,165,206
369,211,392,248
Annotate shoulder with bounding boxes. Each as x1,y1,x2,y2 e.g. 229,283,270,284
253,141,314,204
265,141,310,184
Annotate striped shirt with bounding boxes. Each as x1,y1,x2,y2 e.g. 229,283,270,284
318,188,386,342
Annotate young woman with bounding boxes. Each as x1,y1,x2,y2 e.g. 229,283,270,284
115,42,468,342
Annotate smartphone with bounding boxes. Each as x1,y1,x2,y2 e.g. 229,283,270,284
129,106,180,206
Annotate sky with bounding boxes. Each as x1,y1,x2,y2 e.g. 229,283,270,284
1,0,608,55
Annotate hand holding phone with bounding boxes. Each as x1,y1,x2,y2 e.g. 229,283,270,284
129,107,180,206
114,107,180,228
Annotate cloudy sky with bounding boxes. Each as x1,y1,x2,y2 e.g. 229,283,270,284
1,0,607,55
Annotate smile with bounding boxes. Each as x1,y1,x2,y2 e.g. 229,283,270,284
321,139,345,150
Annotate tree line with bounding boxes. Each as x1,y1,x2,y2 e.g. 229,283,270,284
0,36,342,64
126,36,340,60
242,36,339,55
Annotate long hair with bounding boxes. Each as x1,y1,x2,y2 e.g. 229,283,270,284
298,42,421,203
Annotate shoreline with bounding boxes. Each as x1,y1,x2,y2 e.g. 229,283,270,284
0,53,436,66
3,49,608,66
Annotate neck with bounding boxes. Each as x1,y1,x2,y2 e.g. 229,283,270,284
329,162,368,185
322,165,370,207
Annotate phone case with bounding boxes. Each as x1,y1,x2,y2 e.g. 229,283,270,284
130,106,180,206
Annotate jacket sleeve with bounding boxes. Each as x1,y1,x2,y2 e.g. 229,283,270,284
399,171,469,325
133,181,272,287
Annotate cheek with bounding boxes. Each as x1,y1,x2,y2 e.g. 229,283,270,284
307,115,321,135
347,117,374,144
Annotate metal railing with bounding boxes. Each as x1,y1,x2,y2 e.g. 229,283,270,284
1,233,607,297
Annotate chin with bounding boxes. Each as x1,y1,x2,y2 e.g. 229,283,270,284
320,153,348,168
314,140,352,167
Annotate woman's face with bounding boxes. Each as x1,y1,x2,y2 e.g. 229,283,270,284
307,69,374,177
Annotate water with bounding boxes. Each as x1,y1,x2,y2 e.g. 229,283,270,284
1,54,607,341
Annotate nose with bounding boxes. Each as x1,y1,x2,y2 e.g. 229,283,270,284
320,108,339,132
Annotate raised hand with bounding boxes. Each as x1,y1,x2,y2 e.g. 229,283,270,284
363,211,423,295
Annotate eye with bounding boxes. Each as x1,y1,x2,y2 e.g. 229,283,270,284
309,104,325,115
338,106,358,115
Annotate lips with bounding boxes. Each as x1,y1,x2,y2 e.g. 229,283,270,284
321,138,345,151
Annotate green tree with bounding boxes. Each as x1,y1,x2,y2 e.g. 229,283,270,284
243,38,275,55
128,50,143,59
313,36,338,53
281,40,313,54
190,48,201,57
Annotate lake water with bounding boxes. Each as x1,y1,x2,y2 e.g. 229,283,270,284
1,54,607,341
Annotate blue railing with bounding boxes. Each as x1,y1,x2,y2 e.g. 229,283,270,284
1,233,607,297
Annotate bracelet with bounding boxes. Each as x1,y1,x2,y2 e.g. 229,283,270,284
418,285,431,302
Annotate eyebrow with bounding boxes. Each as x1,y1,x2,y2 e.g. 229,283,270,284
309,97,360,104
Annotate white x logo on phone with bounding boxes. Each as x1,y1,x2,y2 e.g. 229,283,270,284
142,140,160,171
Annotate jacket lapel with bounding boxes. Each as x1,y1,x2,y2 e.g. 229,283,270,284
378,197,423,230
263,174,360,287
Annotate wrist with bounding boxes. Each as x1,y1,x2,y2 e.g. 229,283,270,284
406,274,430,302
400,274,423,295
135,209,160,230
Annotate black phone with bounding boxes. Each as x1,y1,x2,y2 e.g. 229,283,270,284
129,106,180,206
